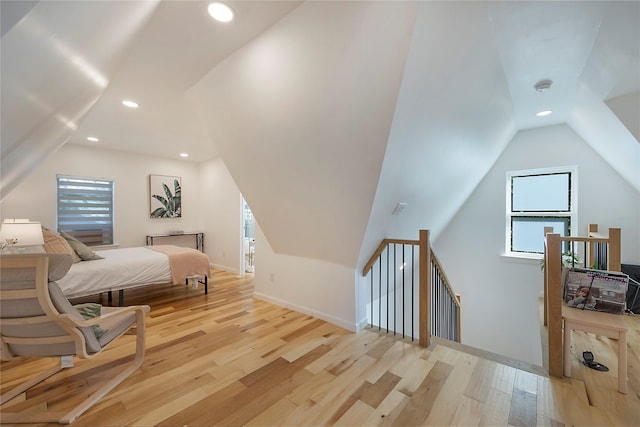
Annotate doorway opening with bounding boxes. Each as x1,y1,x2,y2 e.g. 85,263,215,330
243,199,255,273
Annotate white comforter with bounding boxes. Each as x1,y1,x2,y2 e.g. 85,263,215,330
56,247,172,298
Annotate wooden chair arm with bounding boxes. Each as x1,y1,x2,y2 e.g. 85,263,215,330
58,305,149,328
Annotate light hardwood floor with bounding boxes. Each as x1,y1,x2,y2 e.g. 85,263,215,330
1,269,638,426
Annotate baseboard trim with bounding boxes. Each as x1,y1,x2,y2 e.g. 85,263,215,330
210,263,241,275
356,317,369,332
253,291,356,332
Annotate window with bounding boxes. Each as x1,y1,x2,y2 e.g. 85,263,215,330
57,175,114,245
506,166,577,256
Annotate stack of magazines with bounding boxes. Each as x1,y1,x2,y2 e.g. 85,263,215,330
563,268,629,315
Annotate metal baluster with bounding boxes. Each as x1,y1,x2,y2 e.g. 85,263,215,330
430,263,434,337
392,244,395,335
437,269,440,337
433,263,437,337
370,266,373,328
390,244,393,334
412,245,415,341
378,252,382,331
402,245,406,338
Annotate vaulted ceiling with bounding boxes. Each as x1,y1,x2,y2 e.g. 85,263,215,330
2,1,638,268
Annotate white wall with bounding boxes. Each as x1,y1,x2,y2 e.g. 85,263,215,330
434,124,640,365
198,158,243,274
0,144,202,248
254,224,358,331
1,142,358,330
189,1,417,268
357,1,517,271
197,157,361,328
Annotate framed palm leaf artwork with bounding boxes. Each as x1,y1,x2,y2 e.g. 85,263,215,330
149,174,182,218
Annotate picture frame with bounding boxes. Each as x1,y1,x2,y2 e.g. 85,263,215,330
149,174,182,218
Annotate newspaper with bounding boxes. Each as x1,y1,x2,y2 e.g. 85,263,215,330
563,268,629,315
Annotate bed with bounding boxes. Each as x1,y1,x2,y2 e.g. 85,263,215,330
56,245,210,304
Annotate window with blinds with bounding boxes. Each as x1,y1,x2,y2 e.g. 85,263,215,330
56,175,114,246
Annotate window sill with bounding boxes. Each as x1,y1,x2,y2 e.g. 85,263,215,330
90,244,119,250
501,253,543,265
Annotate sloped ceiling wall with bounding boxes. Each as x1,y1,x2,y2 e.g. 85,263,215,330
568,2,640,192
359,2,517,265
0,0,160,200
2,1,637,274
360,1,639,266
189,1,418,268
605,92,640,142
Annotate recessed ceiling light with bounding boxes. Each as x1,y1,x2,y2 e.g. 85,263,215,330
536,110,553,117
87,136,99,142
179,153,189,158
208,2,234,22
122,100,139,108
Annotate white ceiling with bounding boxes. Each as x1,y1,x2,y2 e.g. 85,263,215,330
1,1,301,165
62,1,302,161
4,1,636,165
1,1,638,266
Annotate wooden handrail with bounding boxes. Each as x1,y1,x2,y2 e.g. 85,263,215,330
362,237,459,311
554,236,610,243
430,250,461,309
361,238,419,276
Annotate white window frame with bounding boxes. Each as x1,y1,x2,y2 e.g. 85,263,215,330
505,166,577,259
56,175,114,246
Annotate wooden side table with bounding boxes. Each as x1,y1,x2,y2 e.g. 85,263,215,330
562,305,628,393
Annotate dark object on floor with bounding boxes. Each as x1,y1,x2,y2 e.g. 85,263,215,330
582,351,609,371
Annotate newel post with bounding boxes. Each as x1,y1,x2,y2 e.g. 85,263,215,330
608,228,621,272
543,226,553,327
587,224,598,267
419,229,430,347
546,233,564,378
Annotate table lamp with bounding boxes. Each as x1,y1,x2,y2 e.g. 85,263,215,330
0,219,45,254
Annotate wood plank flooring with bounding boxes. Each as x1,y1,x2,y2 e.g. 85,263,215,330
1,269,638,426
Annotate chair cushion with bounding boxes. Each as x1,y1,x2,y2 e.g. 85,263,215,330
47,253,74,281
97,306,149,347
48,282,102,354
0,253,73,285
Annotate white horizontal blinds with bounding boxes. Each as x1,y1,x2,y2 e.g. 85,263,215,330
57,176,113,245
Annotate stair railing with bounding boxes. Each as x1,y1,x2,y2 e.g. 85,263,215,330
362,230,461,347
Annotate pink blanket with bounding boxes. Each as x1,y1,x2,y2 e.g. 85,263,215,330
147,245,210,284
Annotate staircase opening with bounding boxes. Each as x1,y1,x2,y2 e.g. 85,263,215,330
362,230,461,346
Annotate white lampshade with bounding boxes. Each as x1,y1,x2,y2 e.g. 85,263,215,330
0,219,44,247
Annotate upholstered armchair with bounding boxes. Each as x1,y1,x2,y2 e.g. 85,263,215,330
0,253,149,424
